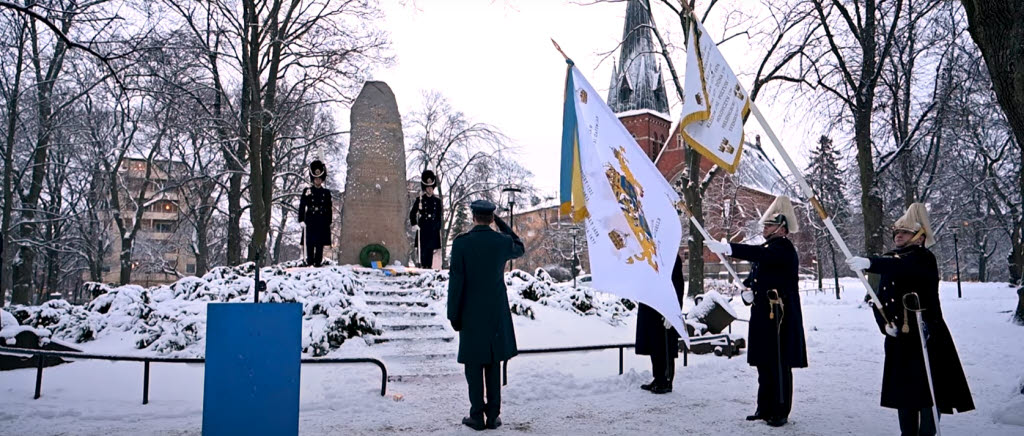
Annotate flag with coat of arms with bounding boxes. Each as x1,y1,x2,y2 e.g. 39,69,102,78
559,60,688,345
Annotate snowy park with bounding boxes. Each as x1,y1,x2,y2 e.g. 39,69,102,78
1,267,1023,435
3,0,1024,435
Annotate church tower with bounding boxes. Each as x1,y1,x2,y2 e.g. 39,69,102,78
607,0,671,162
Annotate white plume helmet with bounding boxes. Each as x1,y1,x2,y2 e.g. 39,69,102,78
759,195,800,233
893,202,935,248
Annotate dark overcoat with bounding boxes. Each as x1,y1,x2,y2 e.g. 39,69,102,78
410,194,443,251
635,255,686,357
729,237,808,368
867,245,975,413
447,221,525,364
298,186,332,246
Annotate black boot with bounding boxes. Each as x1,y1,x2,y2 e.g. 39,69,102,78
746,410,764,421
486,416,502,429
640,380,657,391
462,416,485,431
651,381,672,394
765,416,788,427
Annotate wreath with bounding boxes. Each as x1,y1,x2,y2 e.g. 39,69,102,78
358,244,390,268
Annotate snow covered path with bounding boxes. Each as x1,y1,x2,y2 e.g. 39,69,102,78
2,279,1022,435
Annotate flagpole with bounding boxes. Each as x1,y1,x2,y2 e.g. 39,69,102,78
747,102,894,331
679,202,744,285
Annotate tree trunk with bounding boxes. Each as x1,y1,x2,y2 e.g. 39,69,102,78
90,235,103,283
271,204,288,264
13,18,71,304
226,155,244,266
961,0,1024,286
1014,286,1024,325
816,234,823,290
977,254,986,282
684,147,705,297
1,21,26,306
194,209,210,276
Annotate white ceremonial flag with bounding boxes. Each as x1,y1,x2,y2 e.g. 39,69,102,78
677,17,751,173
560,63,688,345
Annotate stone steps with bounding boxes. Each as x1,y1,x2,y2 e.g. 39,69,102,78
371,331,455,344
377,318,449,332
356,269,457,378
364,288,425,297
365,299,431,308
370,308,439,318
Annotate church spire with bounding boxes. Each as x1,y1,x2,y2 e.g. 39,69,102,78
607,0,670,116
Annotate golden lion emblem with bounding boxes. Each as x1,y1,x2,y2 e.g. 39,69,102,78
604,146,660,272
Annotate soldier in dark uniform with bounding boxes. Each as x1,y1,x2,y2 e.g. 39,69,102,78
298,160,332,267
447,199,524,431
706,195,807,428
409,169,444,269
847,203,974,436
636,254,686,394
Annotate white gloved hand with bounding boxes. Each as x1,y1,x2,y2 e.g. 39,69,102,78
662,318,673,330
741,290,754,305
299,222,306,229
411,224,419,232
705,238,732,256
884,323,899,337
845,256,871,271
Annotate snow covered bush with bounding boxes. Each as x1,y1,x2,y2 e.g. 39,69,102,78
505,269,633,325
8,264,378,357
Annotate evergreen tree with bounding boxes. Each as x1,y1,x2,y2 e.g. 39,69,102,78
806,135,850,227
806,135,850,282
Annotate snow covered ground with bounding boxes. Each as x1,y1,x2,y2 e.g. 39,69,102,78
2,278,1022,435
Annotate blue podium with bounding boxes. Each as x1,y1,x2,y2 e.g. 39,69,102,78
202,303,302,436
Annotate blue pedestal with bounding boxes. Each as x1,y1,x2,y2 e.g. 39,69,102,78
202,303,302,436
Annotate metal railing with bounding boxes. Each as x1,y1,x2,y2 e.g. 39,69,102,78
502,333,738,385
0,346,388,402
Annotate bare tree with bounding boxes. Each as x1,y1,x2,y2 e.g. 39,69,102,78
0,11,28,304
406,92,516,266
960,0,1024,286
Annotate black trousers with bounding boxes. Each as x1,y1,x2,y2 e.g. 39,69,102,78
756,364,793,419
649,342,676,385
898,408,938,436
305,241,323,267
465,362,501,421
419,246,434,269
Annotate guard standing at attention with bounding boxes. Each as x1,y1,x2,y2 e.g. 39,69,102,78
298,159,332,267
410,169,444,268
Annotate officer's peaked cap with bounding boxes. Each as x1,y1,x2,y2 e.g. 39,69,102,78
470,199,496,214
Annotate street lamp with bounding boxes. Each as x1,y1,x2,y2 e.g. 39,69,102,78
501,186,522,271
569,225,581,288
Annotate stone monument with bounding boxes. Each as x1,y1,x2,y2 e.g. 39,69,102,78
338,82,410,266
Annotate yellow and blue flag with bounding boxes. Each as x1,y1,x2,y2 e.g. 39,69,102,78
559,60,687,344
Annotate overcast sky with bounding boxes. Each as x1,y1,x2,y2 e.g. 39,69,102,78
368,0,817,197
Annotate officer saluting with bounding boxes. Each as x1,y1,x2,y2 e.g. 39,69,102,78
846,203,974,436
705,195,808,428
447,199,524,431
298,160,332,267
409,169,443,269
